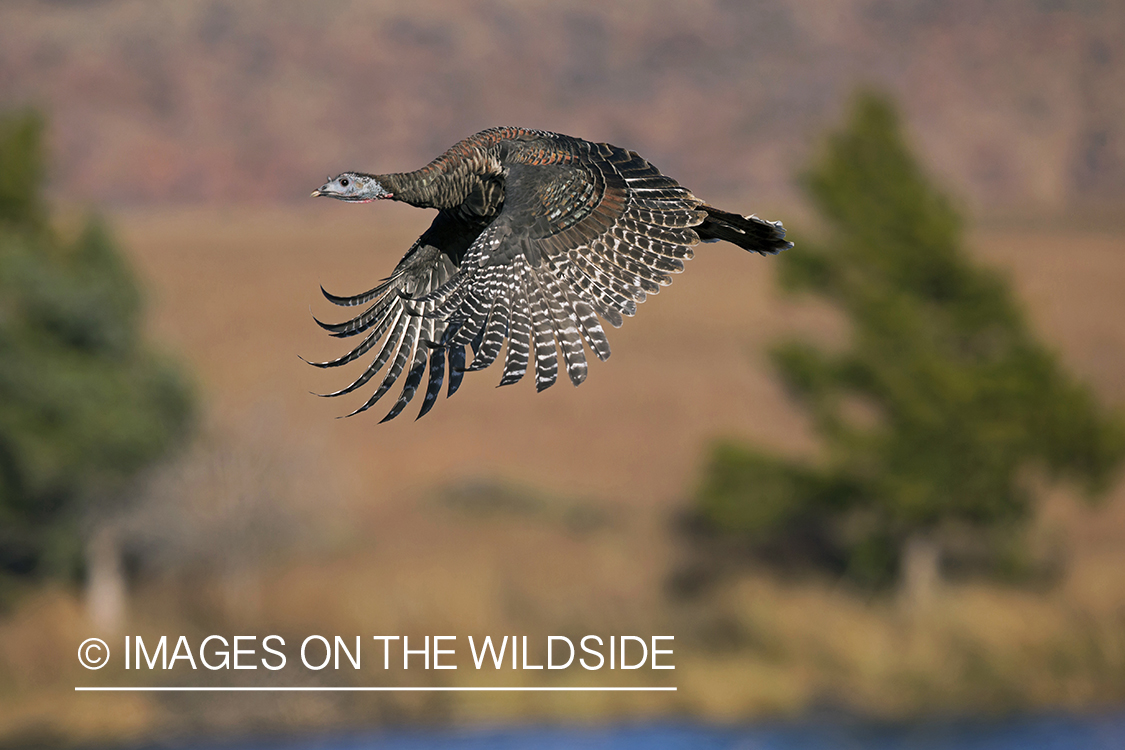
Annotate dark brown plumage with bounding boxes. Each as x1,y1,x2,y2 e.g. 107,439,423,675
308,127,791,422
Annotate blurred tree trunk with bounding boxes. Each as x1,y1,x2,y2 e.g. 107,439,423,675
85,524,126,634
901,534,941,611
221,564,262,625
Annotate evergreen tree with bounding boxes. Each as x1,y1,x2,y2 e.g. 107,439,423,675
0,110,193,589
696,93,1125,587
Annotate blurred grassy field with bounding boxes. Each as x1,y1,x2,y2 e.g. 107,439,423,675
1,207,1124,744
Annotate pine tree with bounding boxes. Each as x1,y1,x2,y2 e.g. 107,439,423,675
0,110,193,591
696,92,1125,587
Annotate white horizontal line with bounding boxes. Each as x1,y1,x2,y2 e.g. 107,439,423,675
75,686,676,692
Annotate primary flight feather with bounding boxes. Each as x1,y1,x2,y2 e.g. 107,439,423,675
308,127,792,422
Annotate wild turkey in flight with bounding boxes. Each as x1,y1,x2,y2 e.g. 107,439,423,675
309,127,792,422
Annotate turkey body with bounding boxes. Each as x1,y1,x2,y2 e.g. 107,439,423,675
309,127,792,422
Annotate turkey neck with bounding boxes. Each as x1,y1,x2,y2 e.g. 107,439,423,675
376,145,505,215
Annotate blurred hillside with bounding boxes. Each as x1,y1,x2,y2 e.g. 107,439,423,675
1,0,1124,211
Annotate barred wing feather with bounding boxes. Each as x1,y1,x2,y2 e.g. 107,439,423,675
306,221,469,421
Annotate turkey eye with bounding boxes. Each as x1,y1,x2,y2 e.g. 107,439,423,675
340,177,349,187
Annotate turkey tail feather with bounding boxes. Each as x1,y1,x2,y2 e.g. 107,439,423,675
695,206,792,256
